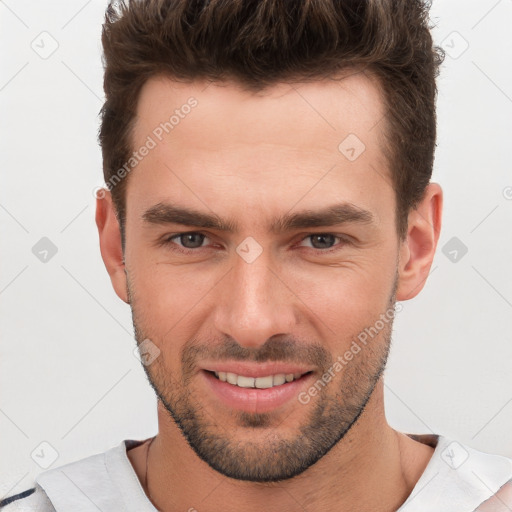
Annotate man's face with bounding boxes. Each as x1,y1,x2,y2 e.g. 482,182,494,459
123,72,402,482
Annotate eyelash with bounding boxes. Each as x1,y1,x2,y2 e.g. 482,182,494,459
159,232,351,254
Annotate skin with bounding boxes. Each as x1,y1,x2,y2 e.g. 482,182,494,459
96,70,442,511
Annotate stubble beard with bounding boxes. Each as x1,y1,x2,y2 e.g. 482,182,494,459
128,273,397,482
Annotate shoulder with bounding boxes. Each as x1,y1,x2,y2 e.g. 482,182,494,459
1,439,143,512
34,439,146,510
400,434,512,511
0,483,55,511
475,477,512,511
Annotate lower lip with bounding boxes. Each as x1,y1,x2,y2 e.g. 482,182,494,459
201,370,313,414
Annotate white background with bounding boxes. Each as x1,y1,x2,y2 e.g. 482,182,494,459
1,0,511,497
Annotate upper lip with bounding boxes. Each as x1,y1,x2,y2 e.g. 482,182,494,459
201,361,313,378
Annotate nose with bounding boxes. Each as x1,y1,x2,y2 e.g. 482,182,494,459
213,247,298,349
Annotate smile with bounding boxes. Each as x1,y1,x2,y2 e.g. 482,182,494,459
212,371,309,389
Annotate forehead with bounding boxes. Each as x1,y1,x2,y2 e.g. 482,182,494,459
128,71,393,228
133,70,388,157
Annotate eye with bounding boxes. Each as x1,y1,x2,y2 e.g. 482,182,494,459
298,234,348,251
158,231,350,254
163,232,210,250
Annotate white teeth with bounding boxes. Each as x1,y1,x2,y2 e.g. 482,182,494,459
273,374,286,386
226,372,238,385
255,375,274,389
237,375,255,388
212,371,307,388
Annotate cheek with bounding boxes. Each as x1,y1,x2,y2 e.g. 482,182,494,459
128,233,398,351
128,255,220,334
288,257,396,346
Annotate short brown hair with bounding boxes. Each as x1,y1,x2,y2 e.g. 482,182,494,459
99,0,445,244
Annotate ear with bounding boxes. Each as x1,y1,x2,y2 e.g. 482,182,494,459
396,183,443,301
95,189,129,304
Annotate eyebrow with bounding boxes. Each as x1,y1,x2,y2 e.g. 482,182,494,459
142,202,375,233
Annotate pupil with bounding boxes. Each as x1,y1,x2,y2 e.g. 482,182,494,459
181,233,204,248
179,234,335,249
311,234,334,249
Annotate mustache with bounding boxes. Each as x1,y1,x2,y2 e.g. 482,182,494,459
181,335,332,371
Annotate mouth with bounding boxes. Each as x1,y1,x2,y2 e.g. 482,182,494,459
206,370,313,389
201,369,315,414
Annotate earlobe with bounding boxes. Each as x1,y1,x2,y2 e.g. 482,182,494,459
396,183,443,301
95,189,129,304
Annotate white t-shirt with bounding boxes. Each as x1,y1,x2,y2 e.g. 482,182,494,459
1,433,511,511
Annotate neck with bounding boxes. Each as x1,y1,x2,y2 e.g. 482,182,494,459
140,379,433,512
